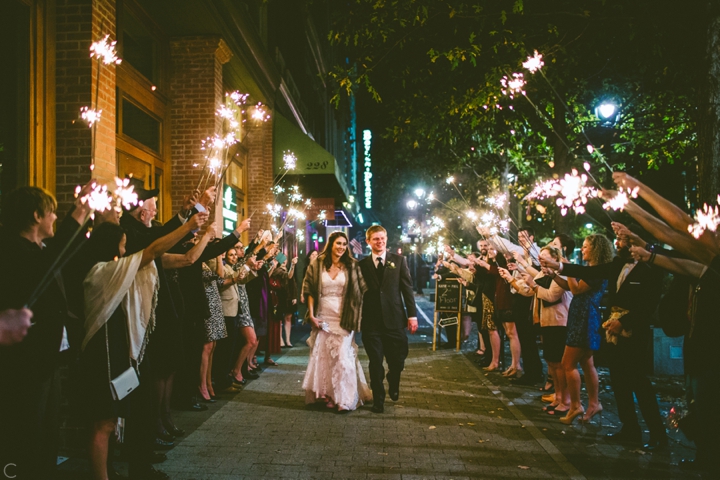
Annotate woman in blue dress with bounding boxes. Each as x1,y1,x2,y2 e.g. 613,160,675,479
552,234,614,425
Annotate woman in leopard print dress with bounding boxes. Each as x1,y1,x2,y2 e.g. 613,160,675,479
199,258,227,401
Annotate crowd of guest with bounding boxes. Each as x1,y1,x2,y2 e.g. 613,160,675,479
433,171,720,474
0,181,299,480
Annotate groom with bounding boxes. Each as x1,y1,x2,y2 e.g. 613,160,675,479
360,225,418,413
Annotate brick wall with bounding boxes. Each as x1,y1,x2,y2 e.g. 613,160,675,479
169,36,231,228
55,0,117,456
246,118,275,231
55,0,116,216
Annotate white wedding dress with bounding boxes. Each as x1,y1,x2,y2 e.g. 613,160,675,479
302,270,372,410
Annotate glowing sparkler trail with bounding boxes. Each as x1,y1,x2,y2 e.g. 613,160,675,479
283,151,297,170
89,35,122,65
251,103,270,122
602,187,639,212
688,197,720,239
113,177,139,211
80,107,102,127
525,170,599,216
500,73,526,98
227,91,249,105
522,51,544,74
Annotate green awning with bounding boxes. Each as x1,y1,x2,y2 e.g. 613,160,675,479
273,113,349,202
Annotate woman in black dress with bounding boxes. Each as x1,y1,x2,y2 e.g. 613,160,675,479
78,214,205,480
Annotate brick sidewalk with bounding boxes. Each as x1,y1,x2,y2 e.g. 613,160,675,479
150,316,700,480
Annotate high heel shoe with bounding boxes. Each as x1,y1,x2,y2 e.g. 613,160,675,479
507,369,524,379
198,388,216,403
483,365,499,372
559,408,585,425
502,367,517,377
582,406,603,424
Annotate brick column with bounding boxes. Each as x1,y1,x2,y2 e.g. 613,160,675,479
169,36,232,222
246,118,275,231
55,0,117,214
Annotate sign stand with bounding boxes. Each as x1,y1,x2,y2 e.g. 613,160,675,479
432,278,463,352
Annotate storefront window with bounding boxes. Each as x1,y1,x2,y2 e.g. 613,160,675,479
119,3,159,84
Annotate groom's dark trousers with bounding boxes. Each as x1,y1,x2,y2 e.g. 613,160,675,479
360,252,417,407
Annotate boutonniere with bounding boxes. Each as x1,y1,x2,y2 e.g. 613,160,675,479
387,261,396,269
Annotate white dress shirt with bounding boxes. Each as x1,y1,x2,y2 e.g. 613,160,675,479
371,251,387,267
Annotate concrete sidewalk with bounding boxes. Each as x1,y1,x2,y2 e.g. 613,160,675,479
149,312,698,480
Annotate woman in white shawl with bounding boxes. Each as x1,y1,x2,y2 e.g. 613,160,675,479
78,213,206,480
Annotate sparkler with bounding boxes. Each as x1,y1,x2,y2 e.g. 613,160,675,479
521,50,613,172
89,35,122,65
87,33,122,172
602,187,639,212
688,197,720,239
522,51,544,74
272,150,298,188
283,151,297,170
500,73,526,99
525,169,599,216
80,107,102,127
113,177,139,211
445,176,472,208
251,103,271,123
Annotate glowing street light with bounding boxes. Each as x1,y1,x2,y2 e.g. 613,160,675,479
414,188,426,199
406,199,418,210
595,101,620,126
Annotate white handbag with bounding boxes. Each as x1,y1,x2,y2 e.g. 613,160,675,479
106,325,140,401
110,366,140,401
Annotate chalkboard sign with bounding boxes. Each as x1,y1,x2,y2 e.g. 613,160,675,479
435,279,462,312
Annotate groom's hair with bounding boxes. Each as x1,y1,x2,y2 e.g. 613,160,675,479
365,225,387,240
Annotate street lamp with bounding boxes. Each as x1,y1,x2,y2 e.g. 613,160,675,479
414,188,426,199
406,199,418,210
595,101,620,126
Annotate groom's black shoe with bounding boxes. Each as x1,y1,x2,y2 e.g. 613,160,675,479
371,404,384,414
389,388,399,402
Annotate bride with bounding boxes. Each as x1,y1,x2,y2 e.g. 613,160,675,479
301,231,372,412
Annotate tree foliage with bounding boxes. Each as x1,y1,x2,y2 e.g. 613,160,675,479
323,0,706,243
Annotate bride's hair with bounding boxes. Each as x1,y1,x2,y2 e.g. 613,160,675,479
320,231,353,271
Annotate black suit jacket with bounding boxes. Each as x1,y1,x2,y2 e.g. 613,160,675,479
360,252,417,331
561,257,663,336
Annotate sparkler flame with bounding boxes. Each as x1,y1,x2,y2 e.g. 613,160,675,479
525,170,599,216
522,51,544,74
500,73,526,98
602,187,639,212
227,91,249,105
89,35,122,65
251,103,270,122
487,194,507,209
688,196,720,239
283,151,297,170
217,105,235,120
446,176,455,184
113,177,139,211
208,157,222,173
80,107,102,127
79,183,113,213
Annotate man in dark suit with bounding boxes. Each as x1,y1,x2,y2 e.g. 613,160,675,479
541,233,666,449
360,225,418,413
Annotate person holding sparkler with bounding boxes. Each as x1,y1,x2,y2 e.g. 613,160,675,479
540,235,622,427
0,184,94,480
